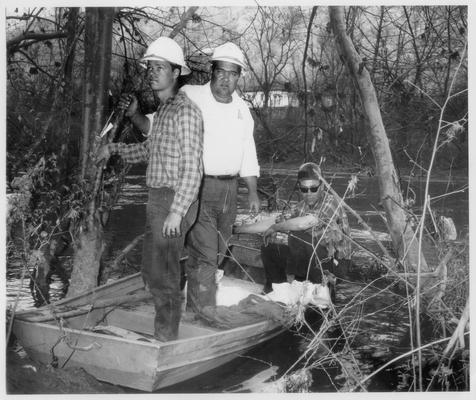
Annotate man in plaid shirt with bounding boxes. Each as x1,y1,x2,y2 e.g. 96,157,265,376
97,37,203,341
235,163,352,297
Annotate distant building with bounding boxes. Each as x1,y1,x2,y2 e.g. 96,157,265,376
242,84,300,108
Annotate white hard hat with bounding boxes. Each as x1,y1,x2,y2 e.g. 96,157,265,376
139,37,191,75
211,42,246,70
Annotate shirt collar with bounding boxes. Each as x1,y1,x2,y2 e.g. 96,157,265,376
160,91,183,106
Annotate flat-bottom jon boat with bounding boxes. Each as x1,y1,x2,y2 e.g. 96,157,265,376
12,272,285,392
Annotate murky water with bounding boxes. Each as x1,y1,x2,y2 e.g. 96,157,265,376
6,165,468,392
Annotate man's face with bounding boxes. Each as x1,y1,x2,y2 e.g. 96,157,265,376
210,61,241,102
146,60,178,91
299,179,322,206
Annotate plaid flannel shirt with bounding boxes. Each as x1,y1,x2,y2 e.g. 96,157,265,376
109,91,203,217
286,191,352,259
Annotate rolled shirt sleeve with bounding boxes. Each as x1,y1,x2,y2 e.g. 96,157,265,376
109,141,149,164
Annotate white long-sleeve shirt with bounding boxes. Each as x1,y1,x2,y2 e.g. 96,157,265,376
179,82,260,177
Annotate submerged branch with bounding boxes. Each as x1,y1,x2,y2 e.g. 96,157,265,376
110,233,144,271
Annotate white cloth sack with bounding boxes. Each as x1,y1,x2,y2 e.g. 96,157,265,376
264,280,331,309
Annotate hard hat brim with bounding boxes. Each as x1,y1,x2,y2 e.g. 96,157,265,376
139,55,191,75
210,56,246,71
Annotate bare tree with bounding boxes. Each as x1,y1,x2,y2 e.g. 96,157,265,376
241,7,300,112
329,6,428,272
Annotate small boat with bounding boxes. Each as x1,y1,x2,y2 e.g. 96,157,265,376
12,272,285,392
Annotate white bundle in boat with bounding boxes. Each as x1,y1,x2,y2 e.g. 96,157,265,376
264,281,331,309
215,270,331,309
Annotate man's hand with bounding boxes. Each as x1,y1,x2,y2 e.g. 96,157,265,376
242,176,260,213
96,144,111,164
263,226,276,246
248,191,260,213
162,212,182,238
118,93,150,134
118,93,139,118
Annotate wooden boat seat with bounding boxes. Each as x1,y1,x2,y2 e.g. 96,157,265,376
89,325,158,342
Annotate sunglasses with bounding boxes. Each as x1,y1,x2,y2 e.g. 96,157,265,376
299,185,320,193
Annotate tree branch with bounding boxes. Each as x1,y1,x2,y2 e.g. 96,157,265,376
168,6,199,39
7,31,68,53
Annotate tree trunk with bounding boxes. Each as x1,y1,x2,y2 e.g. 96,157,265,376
68,8,115,297
329,6,428,272
302,6,317,162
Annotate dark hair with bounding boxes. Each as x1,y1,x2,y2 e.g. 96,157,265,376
170,62,191,88
297,162,321,181
177,74,191,88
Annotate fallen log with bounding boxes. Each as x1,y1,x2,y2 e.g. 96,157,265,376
16,291,152,323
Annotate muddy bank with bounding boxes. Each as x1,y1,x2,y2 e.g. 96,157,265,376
6,342,125,394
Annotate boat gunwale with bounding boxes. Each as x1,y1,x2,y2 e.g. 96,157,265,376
15,313,283,348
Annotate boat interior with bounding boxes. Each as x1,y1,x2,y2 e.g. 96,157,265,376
23,274,266,343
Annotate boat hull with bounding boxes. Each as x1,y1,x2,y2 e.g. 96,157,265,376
14,318,283,392
12,272,285,392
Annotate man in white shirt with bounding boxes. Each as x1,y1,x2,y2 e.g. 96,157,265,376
181,42,260,312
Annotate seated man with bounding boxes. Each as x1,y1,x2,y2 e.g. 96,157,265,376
234,162,352,297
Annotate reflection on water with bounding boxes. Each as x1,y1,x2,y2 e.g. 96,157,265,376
6,266,35,311
6,258,72,311
6,167,468,392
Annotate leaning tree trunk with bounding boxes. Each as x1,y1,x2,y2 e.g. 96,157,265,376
329,6,428,272
68,8,115,297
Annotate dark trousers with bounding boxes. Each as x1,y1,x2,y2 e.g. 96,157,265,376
141,188,198,341
185,176,238,311
261,232,344,294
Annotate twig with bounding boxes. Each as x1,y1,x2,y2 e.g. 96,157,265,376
111,233,144,271
425,297,470,391
319,176,393,260
430,186,468,202
413,40,467,391
442,297,469,357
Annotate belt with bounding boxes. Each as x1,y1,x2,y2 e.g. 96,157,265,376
204,174,238,180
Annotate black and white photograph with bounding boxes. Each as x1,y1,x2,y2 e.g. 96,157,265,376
3,1,471,395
